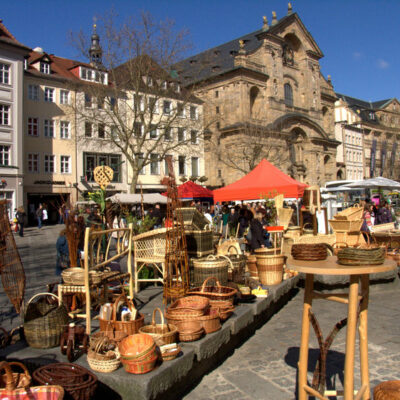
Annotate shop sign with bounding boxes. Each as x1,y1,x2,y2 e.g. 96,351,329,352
34,180,65,185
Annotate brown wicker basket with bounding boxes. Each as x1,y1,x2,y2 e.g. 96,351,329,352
329,219,363,233
333,205,363,221
61,267,104,286
187,277,237,304
185,228,214,257
138,308,178,346
0,361,31,389
246,254,258,278
87,336,120,373
291,244,327,261
160,344,181,361
23,292,69,349
99,293,144,336
192,255,229,286
220,248,246,284
255,255,286,285
337,247,385,265
373,380,400,400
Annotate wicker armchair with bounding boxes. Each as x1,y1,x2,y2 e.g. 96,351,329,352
58,224,134,334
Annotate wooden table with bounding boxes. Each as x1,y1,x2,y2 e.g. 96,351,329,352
288,256,397,400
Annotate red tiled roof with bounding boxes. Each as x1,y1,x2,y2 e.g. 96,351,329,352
0,20,30,50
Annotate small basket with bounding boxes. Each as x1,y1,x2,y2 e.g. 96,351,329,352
118,334,156,361
246,254,258,278
291,244,327,261
61,268,104,286
255,255,286,285
333,205,363,221
373,380,400,400
196,311,221,333
160,344,181,361
188,276,237,305
220,248,246,284
87,336,120,373
138,308,178,346
121,354,158,374
99,293,144,336
329,219,363,233
23,293,69,349
177,325,204,342
337,247,385,265
0,361,31,390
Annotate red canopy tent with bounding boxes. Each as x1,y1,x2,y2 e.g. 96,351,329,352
162,180,213,199
213,159,307,202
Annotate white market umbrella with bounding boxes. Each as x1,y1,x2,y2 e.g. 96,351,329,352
106,192,167,204
345,177,400,190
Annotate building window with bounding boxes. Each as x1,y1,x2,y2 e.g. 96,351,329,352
284,83,293,107
134,122,143,137
83,153,121,182
218,169,222,178
28,153,39,172
110,125,119,141
40,62,50,74
0,63,10,84
164,127,172,141
190,106,197,120
178,128,185,142
28,84,39,101
215,90,219,98
0,145,10,166
137,153,146,175
44,154,55,173
149,125,158,139
0,105,10,125
150,153,159,175
148,97,158,113
44,87,55,102
191,157,199,177
98,123,105,139
60,90,70,105
44,119,55,137
85,122,92,137
60,121,70,139
109,97,116,110
85,93,92,108
60,155,71,173
97,96,104,109
164,155,172,176
163,100,171,115
178,155,185,175
216,106,220,114
191,130,198,144
80,67,107,84
177,103,185,117
216,122,220,130
28,117,39,136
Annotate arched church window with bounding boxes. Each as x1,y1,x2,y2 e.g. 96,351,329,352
284,83,293,107
249,86,261,117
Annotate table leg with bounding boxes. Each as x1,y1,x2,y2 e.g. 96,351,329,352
298,273,314,400
359,274,370,400
344,275,360,399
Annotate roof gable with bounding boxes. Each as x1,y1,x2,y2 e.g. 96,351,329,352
373,98,399,111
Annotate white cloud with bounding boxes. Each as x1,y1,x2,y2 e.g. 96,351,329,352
377,59,389,69
353,51,362,60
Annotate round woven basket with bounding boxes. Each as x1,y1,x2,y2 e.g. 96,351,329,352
192,255,229,286
255,255,286,285
246,254,258,278
373,380,400,400
139,308,177,346
87,349,120,373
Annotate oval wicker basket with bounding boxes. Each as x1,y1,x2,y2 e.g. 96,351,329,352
139,308,178,346
61,268,104,286
337,246,385,265
291,244,327,261
160,345,181,361
121,354,158,374
187,277,237,305
192,255,229,286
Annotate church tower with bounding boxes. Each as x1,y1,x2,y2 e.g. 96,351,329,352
89,21,103,68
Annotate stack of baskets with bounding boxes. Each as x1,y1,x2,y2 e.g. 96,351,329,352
337,247,385,265
192,255,229,286
329,205,363,233
33,363,97,400
291,244,328,261
118,334,158,374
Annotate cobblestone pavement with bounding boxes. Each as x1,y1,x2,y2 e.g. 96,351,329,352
0,225,64,331
184,282,400,399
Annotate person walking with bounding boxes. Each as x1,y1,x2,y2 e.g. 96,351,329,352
16,206,26,237
42,206,48,226
36,204,43,229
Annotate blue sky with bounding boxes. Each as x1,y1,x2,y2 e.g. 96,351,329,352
2,0,399,101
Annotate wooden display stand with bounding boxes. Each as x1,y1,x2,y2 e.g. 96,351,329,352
300,207,329,235
288,256,396,400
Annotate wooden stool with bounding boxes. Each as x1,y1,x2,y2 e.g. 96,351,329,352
374,381,400,400
288,256,397,400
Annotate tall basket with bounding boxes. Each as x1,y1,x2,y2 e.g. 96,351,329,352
255,254,286,285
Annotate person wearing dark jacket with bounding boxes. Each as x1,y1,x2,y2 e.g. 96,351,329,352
16,207,26,237
376,201,392,224
150,204,163,229
249,213,265,251
56,229,70,275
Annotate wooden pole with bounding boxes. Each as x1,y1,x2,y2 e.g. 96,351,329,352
83,227,91,334
344,275,359,399
298,273,314,400
127,223,134,299
359,274,370,400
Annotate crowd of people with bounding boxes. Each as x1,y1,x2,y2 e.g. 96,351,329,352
361,199,394,232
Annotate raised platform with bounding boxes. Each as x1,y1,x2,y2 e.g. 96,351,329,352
0,276,300,400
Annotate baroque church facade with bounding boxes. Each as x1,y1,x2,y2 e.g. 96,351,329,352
175,6,339,187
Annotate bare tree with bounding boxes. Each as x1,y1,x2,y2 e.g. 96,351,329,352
68,11,204,193
210,121,290,175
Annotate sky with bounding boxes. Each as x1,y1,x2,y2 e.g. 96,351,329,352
2,0,399,101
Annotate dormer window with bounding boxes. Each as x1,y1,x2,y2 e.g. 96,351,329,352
147,76,153,86
40,62,50,74
369,112,375,121
80,67,108,84
161,81,168,90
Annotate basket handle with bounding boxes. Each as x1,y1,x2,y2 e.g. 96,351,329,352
26,292,60,308
302,223,313,230
201,276,221,292
111,293,137,321
332,242,348,249
227,245,239,255
151,307,167,330
206,255,217,260
94,335,108,354
218,254,234,272
0,361,16,390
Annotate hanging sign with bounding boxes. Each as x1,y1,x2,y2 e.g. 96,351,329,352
380,141,387,176
370,139,377,178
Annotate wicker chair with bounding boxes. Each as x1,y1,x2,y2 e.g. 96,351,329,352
132,228,169,292
58,224,134,334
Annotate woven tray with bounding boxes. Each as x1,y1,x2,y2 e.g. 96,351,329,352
337,247,385,266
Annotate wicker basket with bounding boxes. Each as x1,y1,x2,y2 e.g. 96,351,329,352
61,268,104,286
121,354,158,374
176,207,209,230
246,254,258,278
132,228,168,262
0,361,31,390
185,228,214,257
277,207,294,230
99,293,144,336
221,250,246,284
337,247,385,265
192,255,229,286
195,311,221,334
33,363,97,400
188,276,237,305
333,205,363,221
373,380,400,400
329,219,363,233
139,308,178,346
24,293,69,349
255,255,286,285
291,244,327,261
160,344,181,361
